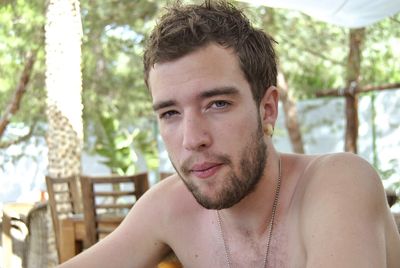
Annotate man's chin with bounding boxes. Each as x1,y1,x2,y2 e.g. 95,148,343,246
191,190,241,210
196,199,238,210
186,187,221,209
194,197,226,210
178,171,240,209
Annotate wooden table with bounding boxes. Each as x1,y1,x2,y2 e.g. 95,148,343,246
2,202,34,268
58,214,122,263
58,214,86,263
58,214,182,267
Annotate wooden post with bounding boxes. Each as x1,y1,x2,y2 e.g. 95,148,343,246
45,0,84,265
344,28,365,153
278,71,305,153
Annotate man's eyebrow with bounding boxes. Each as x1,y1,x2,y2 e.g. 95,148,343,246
152,100,176,112
200,87,240,99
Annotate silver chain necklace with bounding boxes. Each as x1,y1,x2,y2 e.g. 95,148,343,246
216,158,282,268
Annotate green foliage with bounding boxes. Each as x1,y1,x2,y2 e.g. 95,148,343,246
94,113,136,175
0,0,46,127
245,5,400,99
378,159,399,180
246,6,348,99
376,159,400,194
80,0,161,128
78,0,166,173
1,0,164,172
1,0,399,175
94,112,158,175
362,14,400,84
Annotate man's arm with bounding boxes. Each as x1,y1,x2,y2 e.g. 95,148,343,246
301,153,389,268
58,181,172,268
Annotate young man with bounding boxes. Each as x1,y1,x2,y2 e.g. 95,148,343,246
60,1,400,267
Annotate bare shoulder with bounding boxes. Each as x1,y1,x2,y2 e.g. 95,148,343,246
301,152,385,203
127,173,197,229
297,152,400,267
298,152,388,231
144,173,200,213
59,174,196,268
127,173,202,240
299,152,389,223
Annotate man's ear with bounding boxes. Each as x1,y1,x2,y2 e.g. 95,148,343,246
259,86,279,126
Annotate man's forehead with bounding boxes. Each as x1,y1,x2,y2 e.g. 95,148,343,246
148,43,251,106
148,44,238,83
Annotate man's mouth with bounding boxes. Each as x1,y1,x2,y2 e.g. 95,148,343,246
190,162,224,179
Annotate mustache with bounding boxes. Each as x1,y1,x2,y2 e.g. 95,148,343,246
180,153,232,175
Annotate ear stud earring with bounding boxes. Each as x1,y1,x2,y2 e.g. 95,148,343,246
264,124,274,137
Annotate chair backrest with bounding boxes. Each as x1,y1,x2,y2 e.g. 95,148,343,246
80,173,149,246
45,176,81,258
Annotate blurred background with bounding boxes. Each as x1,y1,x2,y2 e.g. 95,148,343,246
0,0,399,267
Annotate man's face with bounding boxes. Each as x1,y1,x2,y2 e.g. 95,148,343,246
149,44,267,209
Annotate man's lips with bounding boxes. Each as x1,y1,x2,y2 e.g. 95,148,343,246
190,162,223,179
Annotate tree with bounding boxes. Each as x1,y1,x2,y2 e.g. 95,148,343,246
277,70,305,153
44,0,84,265
0,1,46,152
246,4,400,155
78,0,162,172
0,51,37,146
2,1,398,178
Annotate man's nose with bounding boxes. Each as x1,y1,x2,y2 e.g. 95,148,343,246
182,114,212,151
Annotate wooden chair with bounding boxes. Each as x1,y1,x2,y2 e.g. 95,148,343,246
45,175,82,259
80,173,149,246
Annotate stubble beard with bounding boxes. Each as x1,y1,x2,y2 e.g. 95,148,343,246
173,122,267,210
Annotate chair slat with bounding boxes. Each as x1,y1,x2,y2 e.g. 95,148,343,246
95,191,135,196
95,203,134,209
55,200,73,206
97,227,116,234
80,173,149,246
90,176,138,184
51,178,74,184
96,216,125,223
45,175,81,263
53,190,70,194
56,207,74,214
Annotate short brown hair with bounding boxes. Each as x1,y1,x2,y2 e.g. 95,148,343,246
143,0,277,104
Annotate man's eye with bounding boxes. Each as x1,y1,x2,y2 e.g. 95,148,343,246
159,110,179,120
211,100,230,109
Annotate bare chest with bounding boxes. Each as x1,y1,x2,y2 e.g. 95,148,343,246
265,221,306,268
169,217,305,268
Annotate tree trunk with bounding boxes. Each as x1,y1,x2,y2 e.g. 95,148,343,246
262,9,304,154
0,51,36,138
45,0,83,266
344,28,365,153
277,71,305,154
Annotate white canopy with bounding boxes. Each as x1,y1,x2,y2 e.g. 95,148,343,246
240,0,400,28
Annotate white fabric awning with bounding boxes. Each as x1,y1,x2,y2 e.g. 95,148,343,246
240,0,400,28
